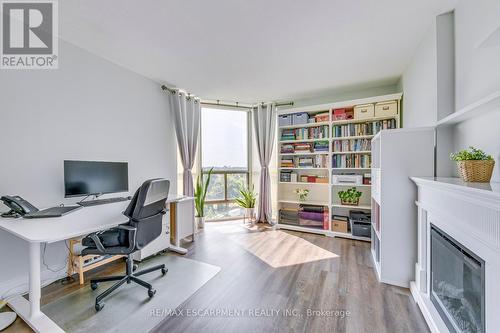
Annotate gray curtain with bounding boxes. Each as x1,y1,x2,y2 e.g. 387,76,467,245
253,103,277,224
169,90,201,197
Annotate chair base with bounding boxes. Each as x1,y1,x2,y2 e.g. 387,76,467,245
90,255,167,312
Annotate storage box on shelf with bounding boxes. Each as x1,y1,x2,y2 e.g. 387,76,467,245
276,93,401,239
370,127,434,287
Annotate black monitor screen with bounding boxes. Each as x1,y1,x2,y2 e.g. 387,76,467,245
64,160,129,197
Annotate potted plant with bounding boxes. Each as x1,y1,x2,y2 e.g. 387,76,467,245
194,168,213,229
450,146,495,182
235,185,257,224
338,187,362,206
294,188,310,202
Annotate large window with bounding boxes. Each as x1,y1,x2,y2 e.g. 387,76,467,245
201,107,249,220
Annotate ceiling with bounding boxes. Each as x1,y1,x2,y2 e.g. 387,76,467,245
59,0,456,103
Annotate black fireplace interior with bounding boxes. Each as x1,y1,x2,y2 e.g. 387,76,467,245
430,225,485,333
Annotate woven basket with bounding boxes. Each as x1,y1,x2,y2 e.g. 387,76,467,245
456,160,495,182
341,198,359,206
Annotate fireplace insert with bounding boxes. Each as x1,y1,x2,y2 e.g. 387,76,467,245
430,225,485,333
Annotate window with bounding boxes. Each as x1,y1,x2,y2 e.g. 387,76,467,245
201,107,249,220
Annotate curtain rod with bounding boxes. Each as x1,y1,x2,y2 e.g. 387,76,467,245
161,85,294,109
201,101,294,109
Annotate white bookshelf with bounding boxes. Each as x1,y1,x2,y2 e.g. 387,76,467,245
275,93,402,241
370,127,435,287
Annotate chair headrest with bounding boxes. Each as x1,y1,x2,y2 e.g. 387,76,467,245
124,179,170,220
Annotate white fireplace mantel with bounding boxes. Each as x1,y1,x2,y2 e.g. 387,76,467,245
411,177,500,333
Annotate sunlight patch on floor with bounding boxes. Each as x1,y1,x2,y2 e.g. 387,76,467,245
230,229,339,268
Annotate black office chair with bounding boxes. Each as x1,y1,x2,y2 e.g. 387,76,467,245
81,179,170,312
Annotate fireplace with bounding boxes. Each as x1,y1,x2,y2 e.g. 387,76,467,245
430,225,485,333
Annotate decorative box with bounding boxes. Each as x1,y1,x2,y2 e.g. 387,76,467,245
354,104,375,120
332,215,349,233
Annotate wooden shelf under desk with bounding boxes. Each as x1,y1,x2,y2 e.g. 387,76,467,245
67,238,125,285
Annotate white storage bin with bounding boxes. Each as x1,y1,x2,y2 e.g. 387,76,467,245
292,112,309,125
375,101,398,117
332,174,363,185
278,115,292,126
354,104,374,120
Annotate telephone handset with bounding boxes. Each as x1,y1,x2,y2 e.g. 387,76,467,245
0,196,39,218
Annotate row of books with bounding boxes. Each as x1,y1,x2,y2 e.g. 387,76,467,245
280,143,295,154
280,155,328,168
374,119,398,133
314,141,328,152
332,119,397,138
294,142,312,152
280,141,329,154
298,155,327,168
280,158,295,168
332,154,371,169
280,171,328,183
280,125,329,141
332,138,371,152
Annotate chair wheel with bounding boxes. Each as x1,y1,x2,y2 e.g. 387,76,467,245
148,289,156,298
95,303,104,312
161,268,168,276
133,264,138,272
90,282,98,290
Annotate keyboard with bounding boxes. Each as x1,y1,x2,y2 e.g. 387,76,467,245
77,197,130,207
24,206,82,219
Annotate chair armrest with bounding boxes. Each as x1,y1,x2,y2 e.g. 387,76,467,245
88,233,106,253
117,225,137,252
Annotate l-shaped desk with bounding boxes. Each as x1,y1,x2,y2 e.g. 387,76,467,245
0,195,195,333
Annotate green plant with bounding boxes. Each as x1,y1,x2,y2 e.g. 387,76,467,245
450,146,493,161
338,187,362,205
194,168,213,217
235,185,257,208
294,188,310,201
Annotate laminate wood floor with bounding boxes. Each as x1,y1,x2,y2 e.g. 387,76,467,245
3,221,429,333
153,221,429,333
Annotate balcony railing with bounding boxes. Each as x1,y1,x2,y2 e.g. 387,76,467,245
202,168,248,221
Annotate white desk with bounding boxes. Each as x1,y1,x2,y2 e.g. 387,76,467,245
0,196,194,333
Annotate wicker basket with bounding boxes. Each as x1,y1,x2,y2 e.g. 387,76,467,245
456,160,495,182
341,198,359,206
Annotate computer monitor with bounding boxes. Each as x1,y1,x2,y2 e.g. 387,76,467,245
64,160,129,198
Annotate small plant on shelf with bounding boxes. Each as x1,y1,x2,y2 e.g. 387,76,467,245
338,187,362,206
450,146,495,182
294,188,310,202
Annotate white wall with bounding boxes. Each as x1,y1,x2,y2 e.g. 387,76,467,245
0,40,176,295
451,0,500,181
455,0,500,109
291,83,399,108
400,0,500,181
400,20,437,128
